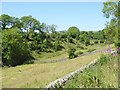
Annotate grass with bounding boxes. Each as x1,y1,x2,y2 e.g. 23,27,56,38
61,54,118,88
2,44,113,88
31,50,67,60
32,43,109,61
2,51,103,88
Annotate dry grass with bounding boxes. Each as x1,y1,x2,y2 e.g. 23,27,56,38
2,52,103,88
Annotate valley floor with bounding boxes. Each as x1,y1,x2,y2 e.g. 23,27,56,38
2,44,115,88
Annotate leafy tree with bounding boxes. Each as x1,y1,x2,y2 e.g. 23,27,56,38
0,14,13,29
11,17,22,29
102,2,119,47
0,14,25,32
49,24,57,33
2,28,33,66
20,16,41,33
67,26,80,39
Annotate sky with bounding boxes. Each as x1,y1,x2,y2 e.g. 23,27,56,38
1,2,110,31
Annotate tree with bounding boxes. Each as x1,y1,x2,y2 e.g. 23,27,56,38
0,14,23,31
20,16,41,33
67,26,80,39
0,14,13,29
2,28,33,66
102,2,119,47
11,17,22,29
49,24,57,33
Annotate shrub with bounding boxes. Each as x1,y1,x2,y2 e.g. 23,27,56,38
100,40,104,43
114,39,120,48
94,40,98,44
76,43,85,49
85,39,90,46
68,47,77,59
54,40,61,51
98,54,113,65
67,36,74,43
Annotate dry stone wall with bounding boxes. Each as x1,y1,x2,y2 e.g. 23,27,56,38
45,58,99,89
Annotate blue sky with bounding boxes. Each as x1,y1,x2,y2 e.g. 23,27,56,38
1,2,110,31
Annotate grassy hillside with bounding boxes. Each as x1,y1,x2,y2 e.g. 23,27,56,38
32,43,107,61
2,48,104,88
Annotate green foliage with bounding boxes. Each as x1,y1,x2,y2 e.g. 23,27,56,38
67,26,80,39
67,35,74,43
114,39,120,48
79,35,85,43
102,2,118,46
67,47,77,59
94,40,98,44
84,39,90,46
0,14,108,67
20,15,41,32
54,40,60,52
98,54,113,66
0,14,13,29
2,28,33,66
100,40,104,43
102,2,117,18
61,54,117,88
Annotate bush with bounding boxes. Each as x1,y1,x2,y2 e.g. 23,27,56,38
100,40,104,43
67,36,74,43
94,40,98,44
2,28,33,67
85,39,90,46
68,47,77,59
54,40,61,51
98,54,113,65
114,39,120,48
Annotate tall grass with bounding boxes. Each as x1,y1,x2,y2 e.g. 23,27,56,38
61,54,118,88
